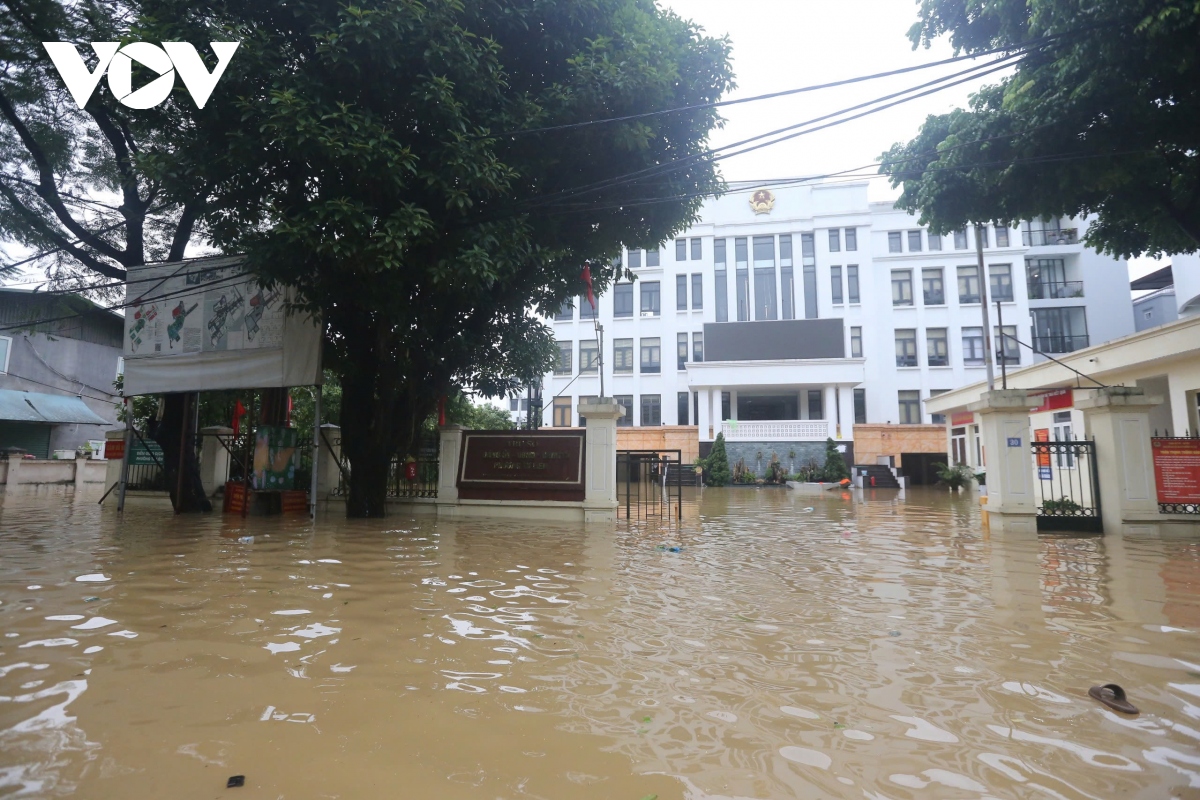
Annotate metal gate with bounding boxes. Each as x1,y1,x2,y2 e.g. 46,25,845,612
1032,438,1102,533
616,450,684,521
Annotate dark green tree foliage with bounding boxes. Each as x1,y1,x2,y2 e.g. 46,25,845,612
139,0,734,516
821,437,849,482
881,0,1200,256
702,433,731,487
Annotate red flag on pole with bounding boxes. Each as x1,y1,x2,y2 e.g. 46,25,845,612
233,399,247,437
580,263,595,311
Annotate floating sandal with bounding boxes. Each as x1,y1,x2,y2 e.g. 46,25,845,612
1088,683,1139,714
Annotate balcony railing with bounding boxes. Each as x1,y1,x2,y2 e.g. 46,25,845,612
1033,334,1090,354
1028,281,1084,300
1022,228,1078,246
720,419,831,441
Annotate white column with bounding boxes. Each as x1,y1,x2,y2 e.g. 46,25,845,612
838,385,855,440
316,424,342,497
101,428,125,502
824,386,837,439
730,390,738,421
697,386,711,442
436,425,465,508
1076,387,1161,533
199,425,233,497
580,398,624,522
968,389,1037,533
73,453,89,492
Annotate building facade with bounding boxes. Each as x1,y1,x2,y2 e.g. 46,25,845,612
530,181,1135,471
0,289,121,458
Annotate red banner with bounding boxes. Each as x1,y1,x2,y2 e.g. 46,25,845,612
1032,388,1072,413
950,411,974,426
104,440,125,460
1152,438,1200,504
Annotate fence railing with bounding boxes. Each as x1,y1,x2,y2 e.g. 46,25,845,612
721,419,830,442
332,433,439,500
1023,228,1078,246
1028,280,1084,300
1032,334,1090,354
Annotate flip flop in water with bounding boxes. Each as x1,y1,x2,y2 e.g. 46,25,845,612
1088,683,1139,714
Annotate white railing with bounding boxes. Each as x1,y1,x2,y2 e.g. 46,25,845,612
720,420,830,441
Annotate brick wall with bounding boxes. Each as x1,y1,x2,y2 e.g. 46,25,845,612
852,424,946,467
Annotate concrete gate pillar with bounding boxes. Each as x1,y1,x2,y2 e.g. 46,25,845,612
1077,387,1161,534
580,398,624,522
199,426,233,497
101,429,125,502
436,424,466,509
968,389,1037,534
315,424,343,498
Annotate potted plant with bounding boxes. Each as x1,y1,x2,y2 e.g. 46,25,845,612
935,462,976,492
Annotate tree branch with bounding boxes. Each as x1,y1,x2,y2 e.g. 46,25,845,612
88,105,147,263
0,181,127,280
0,86,129,265
168,197,205,261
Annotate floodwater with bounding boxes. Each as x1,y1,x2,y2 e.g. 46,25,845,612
2,487,1200,799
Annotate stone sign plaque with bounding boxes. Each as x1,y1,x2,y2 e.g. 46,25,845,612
458,431,585,501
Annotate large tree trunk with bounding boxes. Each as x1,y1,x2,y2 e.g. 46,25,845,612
150,392,212,513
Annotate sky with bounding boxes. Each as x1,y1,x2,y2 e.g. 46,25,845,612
1,1,1162,287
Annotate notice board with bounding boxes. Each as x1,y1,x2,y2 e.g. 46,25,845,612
1151,438,1200,505
457,430,585,501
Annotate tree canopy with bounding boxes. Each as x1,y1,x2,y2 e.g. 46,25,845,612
136,0,734,515
881,0,1200,256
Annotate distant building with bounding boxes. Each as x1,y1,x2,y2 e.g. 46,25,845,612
536,180,1137,475
0,288,121,458
1133,265,1179,332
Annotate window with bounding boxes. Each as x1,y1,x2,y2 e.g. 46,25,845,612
735,237,749,321
922,267,944,305
831,265,843,305
926,328,949,367
929,389,949,425
645,249,660,267
989,263,1013,302
962,326,984,365
977,226,989,248
753,235,777,320
579,294,597,319
691,273,702,309
1054,410,1075,467
895,329,918,367
0,335,9,374
995,225,1009,247
678,392,690,425
677,332,689,370
721,391,731,421
676,239,687,261
854,388,866,424
928,233,942,251
628,249,642,269
615,395,633,426
808,389,823,420
553,397,572,427
780,234,795,319
891,270,913,306
1023,217,1069,246
613,283,633,317
802,233,817,319
641,394,661,426
888,231,902,253
954,229,968,250
554,341,572,375
613,338,634,373
690,238,702,260
714,238,729,322
577,395,598,425
898,390,921,424
510,397,519,412
555,297,574,321
640,337,661,373
847,265,859,303
850,326,862,358
676,274,688,310
957,265,980,303
828,229,840,252
845,228,857,251
1032,307,1089,353
1026,258,1072,299
907,230,922,252
995,325,1019,365
579,339,599,373
692,331,703,363
640,281,660,315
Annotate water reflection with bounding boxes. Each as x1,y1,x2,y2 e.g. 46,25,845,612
0,485,1198,797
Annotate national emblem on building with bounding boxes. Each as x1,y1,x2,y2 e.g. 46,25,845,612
749,188,775,215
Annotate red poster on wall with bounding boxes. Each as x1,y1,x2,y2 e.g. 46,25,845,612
1152,438,1200,504
1034,429,1051,467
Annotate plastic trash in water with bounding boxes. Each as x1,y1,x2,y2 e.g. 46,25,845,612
226,775,245,788
237,536,254,544
801,507,815,513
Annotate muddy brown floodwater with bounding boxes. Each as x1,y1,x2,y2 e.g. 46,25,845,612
2,486,1200,798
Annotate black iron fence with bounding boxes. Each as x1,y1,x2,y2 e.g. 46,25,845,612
331,432,439,500
617,450,685,521
1032,438,1102,533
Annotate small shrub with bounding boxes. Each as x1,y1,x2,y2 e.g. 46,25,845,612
936,462,975,490
820,438,850,482
1041,496,1083,514
700,433,731,487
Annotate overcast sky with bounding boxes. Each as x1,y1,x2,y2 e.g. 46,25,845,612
659,0,1161,278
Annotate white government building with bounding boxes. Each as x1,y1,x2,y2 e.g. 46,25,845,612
522,181,1136,469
